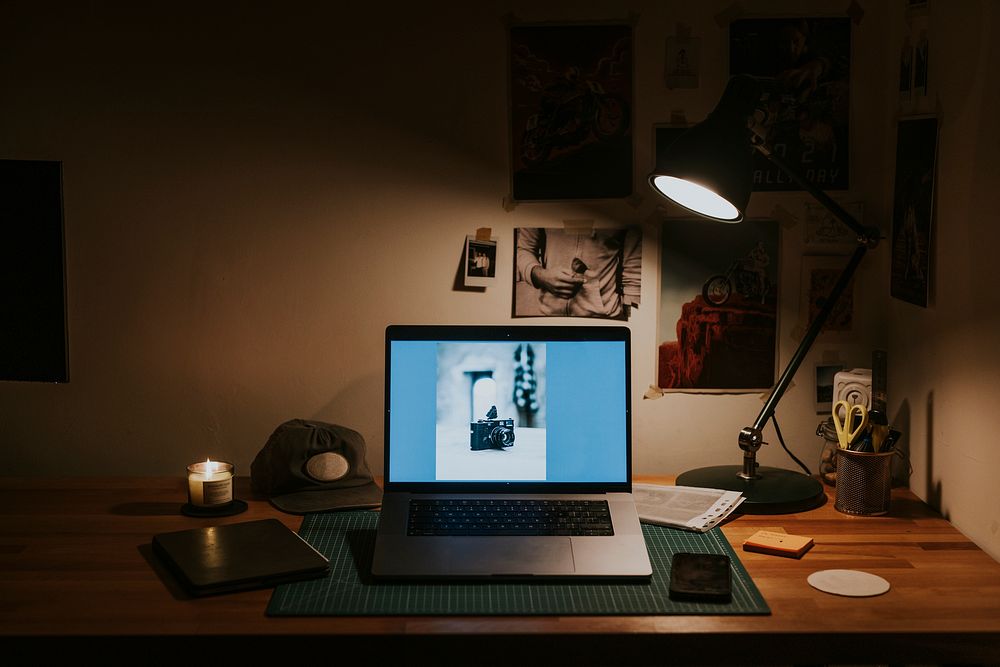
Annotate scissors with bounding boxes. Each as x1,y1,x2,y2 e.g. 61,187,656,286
833,400,869,449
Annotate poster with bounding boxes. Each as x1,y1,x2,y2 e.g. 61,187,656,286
665,35,700,89
890,116,938,307
509,23,633,201
657,218,780,392
729,17,851,191
652,124,688,172
799,255,856,339
803,200,864,251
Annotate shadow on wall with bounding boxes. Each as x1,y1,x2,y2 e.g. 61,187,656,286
893,398,911,489
925,390,943,515
894,393,943,517
311,372,385,474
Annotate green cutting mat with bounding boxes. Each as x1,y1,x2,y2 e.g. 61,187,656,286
266,510,770,616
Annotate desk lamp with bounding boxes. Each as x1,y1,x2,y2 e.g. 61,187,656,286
648,75,880,513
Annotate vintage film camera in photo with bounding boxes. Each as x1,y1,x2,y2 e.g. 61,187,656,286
470,405,515,451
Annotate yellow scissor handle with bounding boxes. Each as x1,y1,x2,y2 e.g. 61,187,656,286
833,400,869,449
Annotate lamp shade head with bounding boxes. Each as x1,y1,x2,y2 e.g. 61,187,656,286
649,75,762,223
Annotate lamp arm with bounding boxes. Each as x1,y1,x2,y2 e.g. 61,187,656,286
751,137,880,245
735,143,877,480
753,242,868,432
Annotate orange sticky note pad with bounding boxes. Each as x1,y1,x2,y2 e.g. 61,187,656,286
742,530,814,558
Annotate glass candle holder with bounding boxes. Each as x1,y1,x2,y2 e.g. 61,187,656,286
186,459,234,508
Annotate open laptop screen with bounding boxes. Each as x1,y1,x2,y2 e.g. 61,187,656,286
384,325,631,492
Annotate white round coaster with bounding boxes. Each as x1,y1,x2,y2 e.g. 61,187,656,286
807,569,891,597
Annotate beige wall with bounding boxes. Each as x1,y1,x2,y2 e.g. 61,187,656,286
886,1,1000,562
11,1,994,558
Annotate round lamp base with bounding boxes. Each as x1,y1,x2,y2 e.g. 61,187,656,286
675,465,826,515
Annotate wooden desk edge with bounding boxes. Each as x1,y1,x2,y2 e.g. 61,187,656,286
2,475,999,665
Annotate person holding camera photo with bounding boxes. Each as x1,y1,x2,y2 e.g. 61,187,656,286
516,227,641,319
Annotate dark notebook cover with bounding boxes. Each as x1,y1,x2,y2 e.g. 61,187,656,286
153,518,329,596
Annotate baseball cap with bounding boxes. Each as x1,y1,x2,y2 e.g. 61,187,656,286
250,419,382,514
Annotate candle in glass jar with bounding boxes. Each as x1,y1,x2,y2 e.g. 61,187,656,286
187,459,234,507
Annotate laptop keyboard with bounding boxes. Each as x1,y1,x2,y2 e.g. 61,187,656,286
407,498,614,536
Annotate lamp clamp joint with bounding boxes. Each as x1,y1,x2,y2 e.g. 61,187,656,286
738,426,765,454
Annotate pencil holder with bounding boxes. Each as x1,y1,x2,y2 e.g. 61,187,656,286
834,448,894,516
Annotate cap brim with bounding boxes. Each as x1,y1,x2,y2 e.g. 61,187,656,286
269,480,383,515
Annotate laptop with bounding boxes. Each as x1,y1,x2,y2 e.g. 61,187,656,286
371,324,652,580
153,519,329,596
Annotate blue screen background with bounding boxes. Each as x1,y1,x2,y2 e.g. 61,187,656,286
388,339,627,483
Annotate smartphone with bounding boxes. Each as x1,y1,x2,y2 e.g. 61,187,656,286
668,552,732,602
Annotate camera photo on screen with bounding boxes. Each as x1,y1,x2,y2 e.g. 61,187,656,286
435,342,546,480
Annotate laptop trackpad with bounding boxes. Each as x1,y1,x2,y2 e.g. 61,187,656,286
448,537,575,576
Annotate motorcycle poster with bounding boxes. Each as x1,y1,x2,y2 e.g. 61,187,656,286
509,23,633,201
729,17,851,192
657,218,780,392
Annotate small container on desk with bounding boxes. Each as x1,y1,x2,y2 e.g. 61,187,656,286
834,448,894,516
816,417,840,486
183,459,247,517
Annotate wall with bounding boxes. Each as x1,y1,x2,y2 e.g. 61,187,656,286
886,1,1000,562
1,1,898,518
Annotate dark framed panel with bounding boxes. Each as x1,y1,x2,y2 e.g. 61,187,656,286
890,116,938,307
0,159,68,382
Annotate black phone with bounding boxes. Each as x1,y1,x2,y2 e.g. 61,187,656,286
668,552,732,602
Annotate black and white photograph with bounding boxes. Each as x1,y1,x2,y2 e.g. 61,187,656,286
435,342,546,480
513,226,641,319
815,363,845,413
464,235,498,287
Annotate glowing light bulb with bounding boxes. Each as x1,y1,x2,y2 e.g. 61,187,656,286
652,175,741,222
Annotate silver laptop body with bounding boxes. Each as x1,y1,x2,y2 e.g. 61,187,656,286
371,324,651,580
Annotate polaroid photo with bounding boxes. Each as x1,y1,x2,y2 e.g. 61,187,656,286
665,35,700,89
815,363,845,414
464,235,498,287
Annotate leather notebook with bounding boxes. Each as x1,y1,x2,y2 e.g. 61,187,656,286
153,518,329,596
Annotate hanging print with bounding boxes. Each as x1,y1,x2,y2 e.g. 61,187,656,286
509,23,633,201
658,218,780,392
729,17,851,191
890,116,938,307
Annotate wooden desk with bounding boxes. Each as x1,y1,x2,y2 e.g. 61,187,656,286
2,476,999,665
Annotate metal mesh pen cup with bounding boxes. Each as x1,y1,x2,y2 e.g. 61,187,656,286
834,449,894,516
